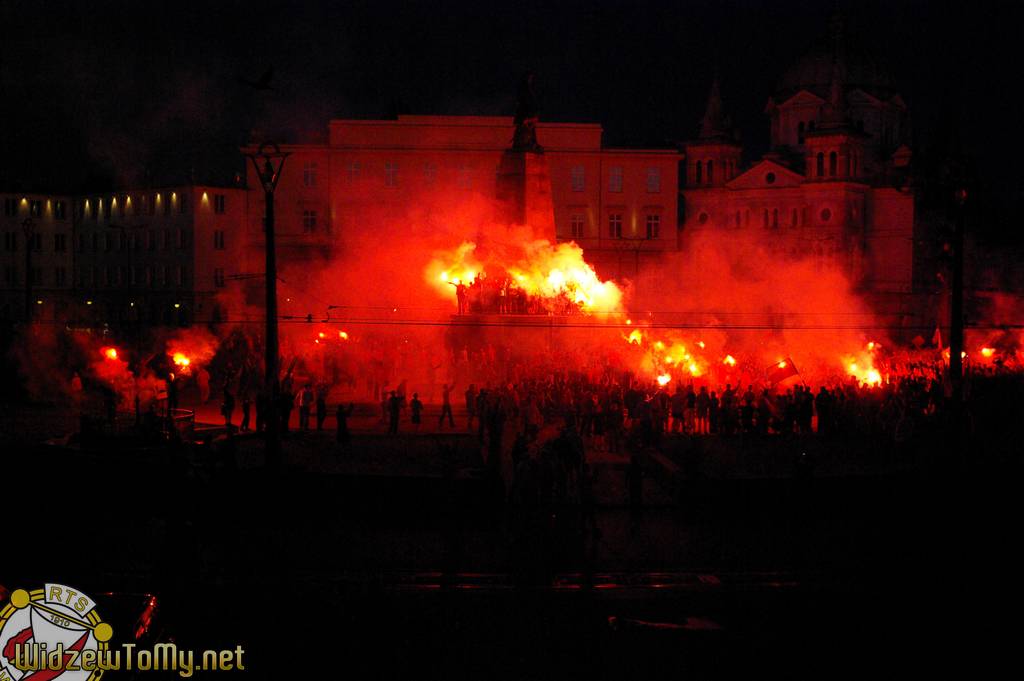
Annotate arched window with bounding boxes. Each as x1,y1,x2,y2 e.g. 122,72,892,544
829,151,838,177
791,207,798,227
772,208,779,229
735,211,741,227
816,152,825,177
797,121,805,144
808,120,816,132
707,160,714,184
695,160,702,185
851,155,858,178
763,209,769,228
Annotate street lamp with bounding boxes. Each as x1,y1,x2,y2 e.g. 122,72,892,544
246,142,289,468
22,218,34,323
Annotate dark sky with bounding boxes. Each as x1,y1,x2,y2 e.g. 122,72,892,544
2,0,1021,237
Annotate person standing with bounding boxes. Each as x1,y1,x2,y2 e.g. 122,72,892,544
298,384,314,430
388,390,403,434
315,384,328,431
410,392,423,432
438,383,456,428
336,402,354,446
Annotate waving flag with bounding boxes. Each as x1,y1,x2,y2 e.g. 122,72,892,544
767,358,799,385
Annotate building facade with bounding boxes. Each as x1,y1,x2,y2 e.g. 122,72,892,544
680,20,918,325
1,185,247,326
243,115,680,282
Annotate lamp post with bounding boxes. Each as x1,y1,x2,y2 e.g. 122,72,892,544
948,187,967,408
247,143,289,468
22,217,34,323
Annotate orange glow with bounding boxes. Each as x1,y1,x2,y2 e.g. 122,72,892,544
981,347,995,358
777,361,787,369
102,347,119,361
657,374,671,386
318,332,326,339
625,329,644,345
172,352,191,368
723,355,737,366
339,331,349,340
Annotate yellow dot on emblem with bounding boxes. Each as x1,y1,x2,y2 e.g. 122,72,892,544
10,590,30,609
94,623,113,642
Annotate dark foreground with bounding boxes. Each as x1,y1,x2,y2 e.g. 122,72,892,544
4,432,1021,680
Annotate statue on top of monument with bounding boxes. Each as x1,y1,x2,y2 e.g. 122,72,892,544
512,72,543,153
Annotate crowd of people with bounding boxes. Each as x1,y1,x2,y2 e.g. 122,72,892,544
450,273,585,316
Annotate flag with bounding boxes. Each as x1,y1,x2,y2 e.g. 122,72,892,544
767,358,799,384
932,326,943,350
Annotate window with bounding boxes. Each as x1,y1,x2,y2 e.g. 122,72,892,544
178,228,188,249
178,194,187,214
646,167,661,193
792,208,798,227
54,234,66,252
175,266,184,287
772,208,779,229
147,230,156,250
384,162,398,187
570,214,585,239
214,268,225,288
816,152,825,177
54,200,66,220
347,160,361,183
570,165,585,192
765,172,776,184
3,198,16,217
29,200,42,217
698,212,709,225
31,267,43,286
735,211,741,228
4,266,16,285
301,210,317,233
423,162,437,184
144,266,153,287
116,197,124,218
104,233,112,252
645,214,661,239
457,164,472,189
763,209,769,228
3,233,15,252
213,194,226,214
130,196,139,216
162,229,171,250
148,194,156,216
163,195,171,216
54,267,66,287
609,166,623,193
705,161,713,185
798,121,805,144
303,161,317,187
820,208,832,222
829,151,837,177
695,161,703,185
214,230,225,249
158,266,168,287
89,200,97,220
608,213,623,239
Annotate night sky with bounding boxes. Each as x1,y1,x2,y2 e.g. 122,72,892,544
2,0,1021,241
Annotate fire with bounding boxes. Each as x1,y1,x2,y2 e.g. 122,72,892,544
427,239,623,314
657,374,671,386
173,352,191,368
723,355,737,366
777,361,787,369
339,331,349,340
980,347,995,358
625,329,644,345
318,332,326,339
102,347,119,361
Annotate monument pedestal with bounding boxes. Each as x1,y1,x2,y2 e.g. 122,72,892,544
496,150,556,241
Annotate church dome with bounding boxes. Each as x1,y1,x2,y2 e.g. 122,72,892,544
775,36,897,102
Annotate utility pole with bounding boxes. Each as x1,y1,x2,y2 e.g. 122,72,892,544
949,187,967,408
22,218,34,323
247,143,289,468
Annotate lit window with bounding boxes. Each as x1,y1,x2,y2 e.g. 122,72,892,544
571,166,585,192
303,161,317,187
608,213,623,239
647,167,661,193
645,214,661,239
609,166,623,193
302,210,318,233
570,214,585,239
384,162,398,187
